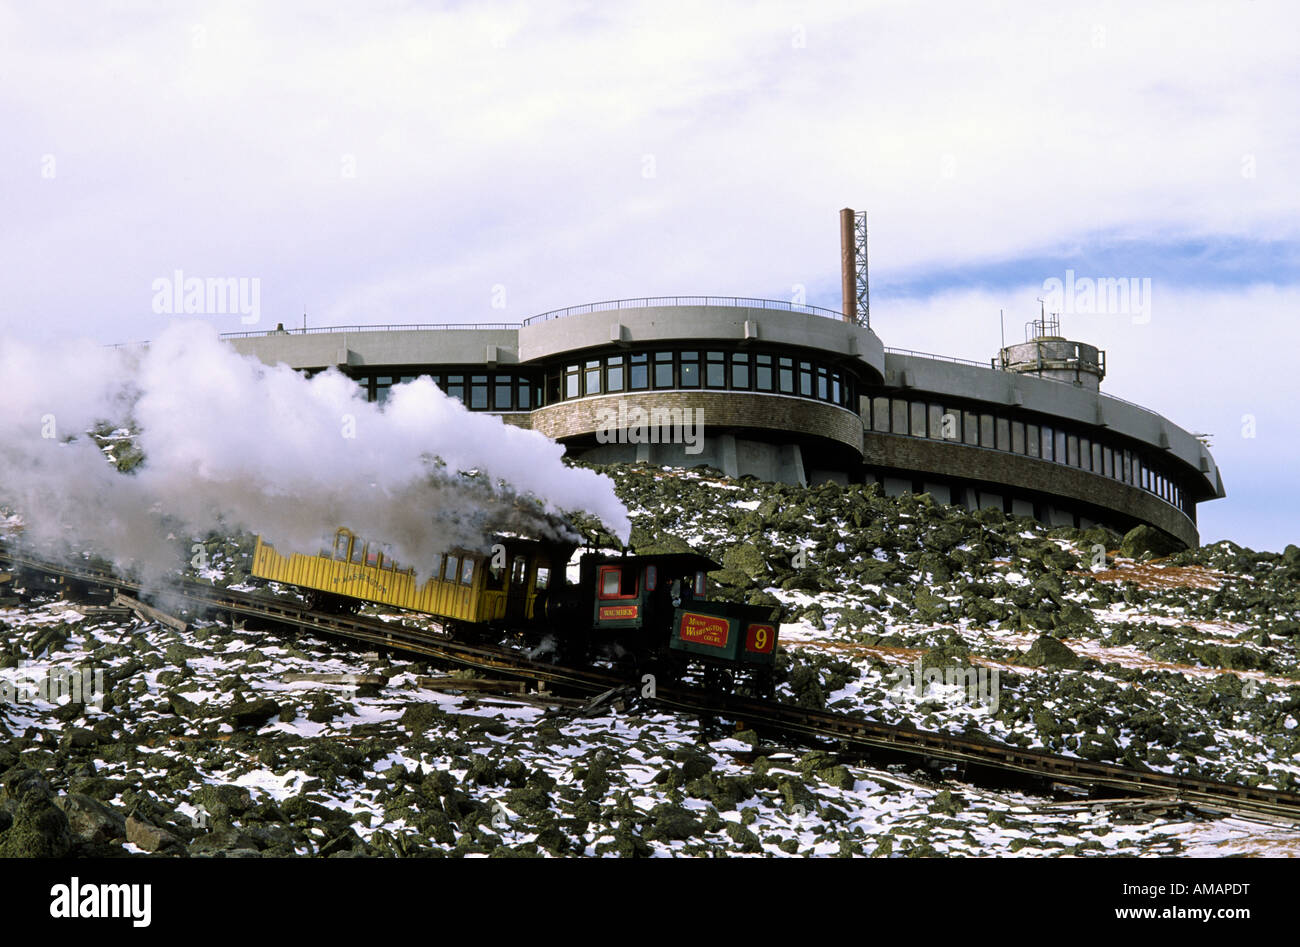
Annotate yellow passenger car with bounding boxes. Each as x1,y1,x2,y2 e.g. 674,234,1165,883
251,527,576,627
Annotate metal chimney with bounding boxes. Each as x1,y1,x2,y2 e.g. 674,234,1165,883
839,208,857,323
840,207,869,327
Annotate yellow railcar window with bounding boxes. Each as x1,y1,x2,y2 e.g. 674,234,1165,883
460,558,474,585
511,556,527,587
535,566,550,590
366,546,380,567
334,531,351,561
352,542,365,564
443,556,457,583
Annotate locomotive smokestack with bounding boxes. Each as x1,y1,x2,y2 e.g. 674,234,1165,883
839,207,856,324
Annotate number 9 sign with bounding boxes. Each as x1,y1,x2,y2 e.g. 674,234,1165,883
745,623,776,655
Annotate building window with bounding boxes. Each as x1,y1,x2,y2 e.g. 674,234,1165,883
584,360,602,396
653,352,673,388
778,358,794,394
1091,441,1101,472
1055,429,1067,465
910,402,927,438
1011,421,1025,454
928,404,945,439
494,375,513,410
1067,435,1079,467
630,354,649,390
564,365,580,399
679,351,700,387
872,397,889,433
465,375,484,409
446,374,466,404
817,366,829,401
892,399,909,434
831,372,842,405
964,411,979,447
799,361,813,397
1042,426,1054,461
731,353,750,389
517,379,532,409
606,356,625,392
756,355,773,391
980,414,994,448
706,351,726,388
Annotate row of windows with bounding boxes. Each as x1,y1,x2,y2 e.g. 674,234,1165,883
544,350,857,409
361,348,859,412
367,373,535,411
867,397,1192,516
353,369,1192,519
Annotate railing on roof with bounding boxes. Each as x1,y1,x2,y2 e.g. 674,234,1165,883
520,296,847,325
220,323,521,340
216,297,848,339
883,346,994,369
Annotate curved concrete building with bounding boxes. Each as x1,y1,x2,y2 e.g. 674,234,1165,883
225,293,1224,549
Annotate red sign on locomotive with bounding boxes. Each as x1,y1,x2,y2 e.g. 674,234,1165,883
678,612,730,648
744,623,776,654
599,604,639,620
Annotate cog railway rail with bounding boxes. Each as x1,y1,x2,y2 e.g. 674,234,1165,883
4,546,1299,825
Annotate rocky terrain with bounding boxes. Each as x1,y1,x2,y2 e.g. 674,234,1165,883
2,461,1299,857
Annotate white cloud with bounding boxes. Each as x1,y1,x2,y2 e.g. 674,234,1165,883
0,0,1295,545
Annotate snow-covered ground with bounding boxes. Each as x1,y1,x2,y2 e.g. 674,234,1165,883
2,464,1299,856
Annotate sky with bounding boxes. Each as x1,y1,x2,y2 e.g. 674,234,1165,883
2,0,1297,550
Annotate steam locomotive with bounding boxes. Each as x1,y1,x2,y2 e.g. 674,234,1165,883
250,528,780,694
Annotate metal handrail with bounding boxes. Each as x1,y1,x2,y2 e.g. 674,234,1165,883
883,346,992,369
220,323,521,340
214,297,848,340
520,295,847,325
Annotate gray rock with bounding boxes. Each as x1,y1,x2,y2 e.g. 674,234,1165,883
125,814,183,853
1021,635,1082,669
55,793,127,844
1120,525,1183,560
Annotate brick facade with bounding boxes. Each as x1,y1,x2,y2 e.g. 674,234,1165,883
529,390,865,454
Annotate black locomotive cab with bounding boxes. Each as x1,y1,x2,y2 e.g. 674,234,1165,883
582,552,720,641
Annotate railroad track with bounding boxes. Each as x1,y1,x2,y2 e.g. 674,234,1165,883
5,545,1300,824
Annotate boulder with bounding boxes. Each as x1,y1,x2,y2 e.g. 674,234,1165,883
1021,635,1082,669
0,796,74,857
1120,525,1183,560
55,794,127,845
125,815,184,853
645,803,702,842
224,698,281,730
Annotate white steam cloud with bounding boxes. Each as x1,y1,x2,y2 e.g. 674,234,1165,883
0,323,631,580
